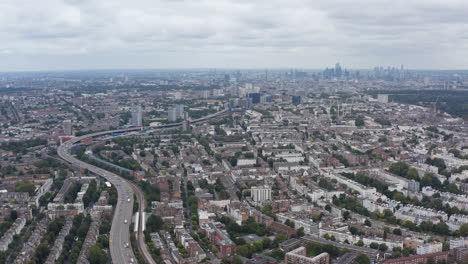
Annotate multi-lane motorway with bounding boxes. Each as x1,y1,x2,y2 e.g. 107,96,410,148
57,109,230,264
58,136,137,264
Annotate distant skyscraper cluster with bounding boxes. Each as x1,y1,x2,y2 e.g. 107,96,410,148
372,65,406,81
321,62,410,81
323,63,350,79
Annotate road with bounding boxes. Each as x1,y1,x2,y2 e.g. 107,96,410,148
58,138,137,264
57,108,230,264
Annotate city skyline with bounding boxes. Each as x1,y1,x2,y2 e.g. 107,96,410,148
0,0,467,262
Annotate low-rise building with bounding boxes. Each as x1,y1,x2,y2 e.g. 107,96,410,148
285,246,330,264
200,222,236,258
416,242,443,255
0,216,26,251
382,251,448,264
394,205,448,224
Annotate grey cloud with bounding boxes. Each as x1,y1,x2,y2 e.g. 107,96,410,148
0,0,467,71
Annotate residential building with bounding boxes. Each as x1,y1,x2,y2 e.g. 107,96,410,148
416,242,443,255
382,251,448,264
285,247,330,264
200,222,236,258
131,105,143,126
251,186,272,202
63,119,73,136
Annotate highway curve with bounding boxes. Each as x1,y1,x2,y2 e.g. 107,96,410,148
58,135,139,264
57,109,230,264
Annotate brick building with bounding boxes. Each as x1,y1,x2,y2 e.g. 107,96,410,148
268,221,296,238
383,251,448,264
451,248,468,263
200,222,236,258
285,247,330,264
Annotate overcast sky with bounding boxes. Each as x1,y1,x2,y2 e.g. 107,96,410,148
0,0,467,71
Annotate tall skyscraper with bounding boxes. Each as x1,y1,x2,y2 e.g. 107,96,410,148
131,106,143,127
335,63,342,78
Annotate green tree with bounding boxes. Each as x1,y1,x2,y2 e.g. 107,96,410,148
364,219,372,227
273,233,287,245
406,168,420,181
393,228,402,236
295,227,305,237
15,180,35,194
433,222,450,236
285,219,295,228
34,243,50,263
236,244,252,258
354,253,370,264
355,116,365,127
343,211,351,221
369,242,379,249
460,223,468,237
262,237,272,249
146,215,164,233
389,162,409,177
232,255,243,264
97,235,109,248
88,244,108,264
379,243,388,252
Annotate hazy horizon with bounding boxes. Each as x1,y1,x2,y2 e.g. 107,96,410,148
2,67,468,74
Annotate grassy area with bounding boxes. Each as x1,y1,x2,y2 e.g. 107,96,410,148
368,90,468,120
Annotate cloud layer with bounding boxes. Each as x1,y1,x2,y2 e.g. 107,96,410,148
0,0,467,71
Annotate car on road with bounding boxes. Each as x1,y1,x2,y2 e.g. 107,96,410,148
124,219,128,224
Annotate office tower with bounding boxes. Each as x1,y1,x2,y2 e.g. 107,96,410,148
131,106,143,127
292,95,302,105
335,63,342,78
248,93,261,104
